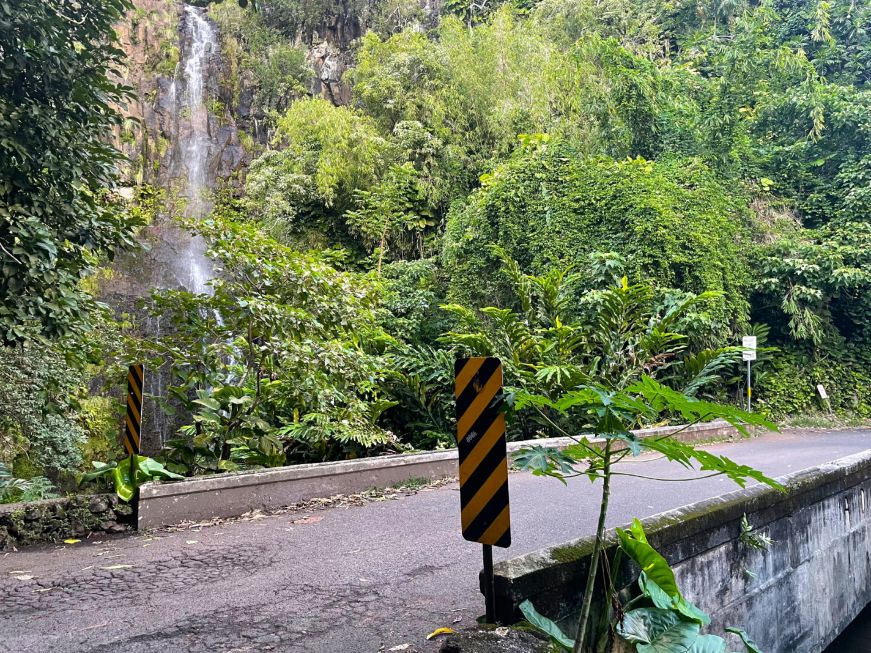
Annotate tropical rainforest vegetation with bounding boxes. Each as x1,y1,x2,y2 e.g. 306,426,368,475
3,0,871,494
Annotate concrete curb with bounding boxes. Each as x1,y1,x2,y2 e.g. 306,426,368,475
138,420,738,529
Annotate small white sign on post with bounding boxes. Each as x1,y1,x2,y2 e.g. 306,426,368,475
817,384,829,400
742,336,757,361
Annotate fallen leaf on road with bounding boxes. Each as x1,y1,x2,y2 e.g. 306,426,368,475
100,564,132,570
63,539,81,544
388,645,411,651
426,628,454,640
291,516,323,525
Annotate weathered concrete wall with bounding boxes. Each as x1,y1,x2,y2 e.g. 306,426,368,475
491,450,871,653
0,495,133,550
138,420,738,529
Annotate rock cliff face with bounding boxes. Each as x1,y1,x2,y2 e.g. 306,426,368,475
307,40,353,105
113,0,246,188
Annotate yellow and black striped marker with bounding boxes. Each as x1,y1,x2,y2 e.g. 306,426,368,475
455,356,511,548
123,364,144,456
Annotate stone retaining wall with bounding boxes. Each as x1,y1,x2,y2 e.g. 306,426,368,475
0,495,133,550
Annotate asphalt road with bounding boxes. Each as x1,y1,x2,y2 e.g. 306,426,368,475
3,429,871,653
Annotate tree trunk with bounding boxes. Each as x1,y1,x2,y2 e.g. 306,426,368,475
574,444,612,653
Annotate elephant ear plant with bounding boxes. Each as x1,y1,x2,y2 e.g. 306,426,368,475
82,455,183,503
519,519,766,653
505,279,784,653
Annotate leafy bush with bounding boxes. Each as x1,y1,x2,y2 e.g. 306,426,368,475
440,252,746,439
0,463,57,504
0,344,87,476
0,0,140,342
245,98,390,248
752,221,871,347
132,216,403,472
756,351,871,419
443,143,752,331
378,258,449,345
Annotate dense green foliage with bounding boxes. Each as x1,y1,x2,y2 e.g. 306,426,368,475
132,214,402,471
0,0,140,342
444,147,751,329
0,344,86,477
6,0,871,486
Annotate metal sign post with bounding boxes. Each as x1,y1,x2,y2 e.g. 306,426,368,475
454,357,511,624
742,336,756,411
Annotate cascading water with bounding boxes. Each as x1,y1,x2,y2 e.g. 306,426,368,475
106,4,230,452
173,5,217,295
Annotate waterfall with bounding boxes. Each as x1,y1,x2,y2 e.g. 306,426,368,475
103,3,239,453
174,5,217,296
181,5,214,222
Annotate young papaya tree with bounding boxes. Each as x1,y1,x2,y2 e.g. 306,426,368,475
505,278,782,652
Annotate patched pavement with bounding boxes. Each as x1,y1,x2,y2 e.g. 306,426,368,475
3,428,871,653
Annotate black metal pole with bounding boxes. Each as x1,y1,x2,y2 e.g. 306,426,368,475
483,544,496,623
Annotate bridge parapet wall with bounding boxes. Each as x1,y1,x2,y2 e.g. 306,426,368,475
491,449,871,653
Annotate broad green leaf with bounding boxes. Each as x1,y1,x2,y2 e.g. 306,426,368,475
617,522,680,598
687,634,728,653
511,391,557,411
192,397,221,411
81,461,116,482
618,608,700,653
519,600,573,651
553,388,600,412
675,597,711,626
137,456,184,480
111,462,136,503
639,573,673,610
629,518,649,543
512,446,577,483
725,627,763,653
607,430,642,455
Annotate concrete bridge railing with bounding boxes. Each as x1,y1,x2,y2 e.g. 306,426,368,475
490,449,871,653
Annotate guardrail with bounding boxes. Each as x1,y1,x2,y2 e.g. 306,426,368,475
138,420,738,529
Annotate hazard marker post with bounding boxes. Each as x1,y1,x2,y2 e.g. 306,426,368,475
123,363,144,456
454,356,511,623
